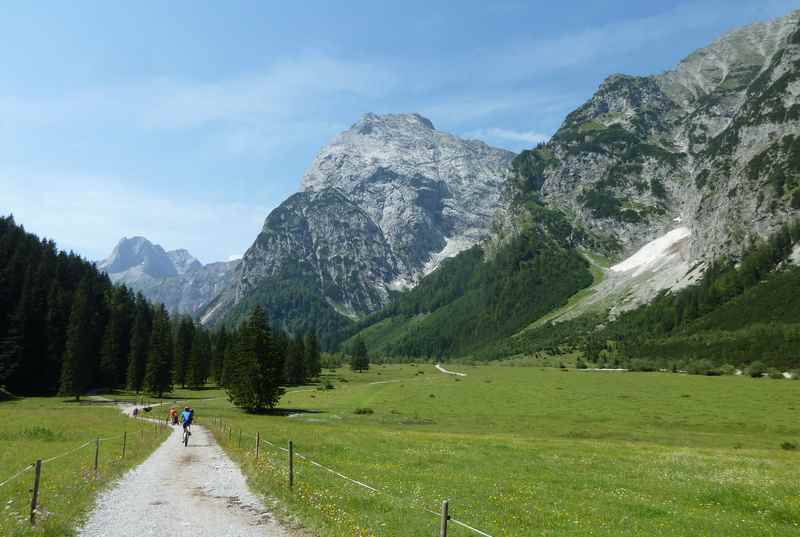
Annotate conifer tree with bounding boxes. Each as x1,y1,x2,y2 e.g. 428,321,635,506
303,332,321,380
350,337,369,372
211,326,228,384
174,316,194,388
98,323,118,388
126,296,151,393
187,329,211,388
226,306,284,412
144,305,173,397
59,277,94,400
284,336,306,385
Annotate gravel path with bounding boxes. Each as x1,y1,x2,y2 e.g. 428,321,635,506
77,424,295,537
435,364,467,377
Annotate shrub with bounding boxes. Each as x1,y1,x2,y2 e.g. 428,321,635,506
687,359,715,375
718,364,736,375
789,369,800,380
748,361,767,378
354,407,374,415
629,359,657,372
317,379,334,390
768,368,785,379
781,441,798,450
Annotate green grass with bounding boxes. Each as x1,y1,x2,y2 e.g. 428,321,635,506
0,397,170,537
188,365,800,536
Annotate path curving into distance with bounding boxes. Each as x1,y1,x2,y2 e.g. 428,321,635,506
77,423,297,537
435,364,467,377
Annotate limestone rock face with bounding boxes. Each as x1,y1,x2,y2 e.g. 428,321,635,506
518,10,800,263
235,189,399,319
97,237,239,315
301,113,515,286
202,114,514,328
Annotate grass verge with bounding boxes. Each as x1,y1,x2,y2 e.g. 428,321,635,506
0,397,170,537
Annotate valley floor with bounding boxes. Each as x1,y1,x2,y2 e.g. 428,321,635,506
190,365,800,536
3,365,799,536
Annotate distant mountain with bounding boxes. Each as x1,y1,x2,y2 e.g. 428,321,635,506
201,113,514,339
97,236,177,279
97,237,239,315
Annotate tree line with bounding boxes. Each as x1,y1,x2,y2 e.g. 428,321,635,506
0,215,322,404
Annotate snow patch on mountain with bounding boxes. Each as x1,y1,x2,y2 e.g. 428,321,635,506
611,227,691,276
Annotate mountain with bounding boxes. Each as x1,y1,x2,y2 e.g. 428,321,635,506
347,10,800,359
97,236,178,279
509,9,800,314
98,237,240,315
201,113,514,339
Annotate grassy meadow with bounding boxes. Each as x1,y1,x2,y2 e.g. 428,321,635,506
0,397,170,537
194,364,800,536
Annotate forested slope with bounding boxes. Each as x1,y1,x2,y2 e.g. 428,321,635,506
493,222,800,370
342,194,594,358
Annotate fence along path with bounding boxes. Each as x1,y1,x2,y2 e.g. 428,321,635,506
211,416,496,537
0,414,170,526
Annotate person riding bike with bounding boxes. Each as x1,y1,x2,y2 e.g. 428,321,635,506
169,407,178,425
180,406,194,436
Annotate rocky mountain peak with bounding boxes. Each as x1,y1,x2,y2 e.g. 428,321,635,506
97,236,177,279
299,112,515,282
167,249,203,275
200,113,515,328
657,10,800,105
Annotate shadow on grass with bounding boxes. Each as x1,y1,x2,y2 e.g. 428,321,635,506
252,408,323,417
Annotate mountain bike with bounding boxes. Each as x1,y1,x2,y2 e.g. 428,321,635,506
182,424,190,447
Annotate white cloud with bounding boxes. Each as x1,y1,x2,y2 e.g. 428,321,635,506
0,54,397,157
1,171,271,263
227,254,243,262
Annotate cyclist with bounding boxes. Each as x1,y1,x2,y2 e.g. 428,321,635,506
180,406,194,436
169,407,178,425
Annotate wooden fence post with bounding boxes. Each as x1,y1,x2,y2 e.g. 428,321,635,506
288,440,294,489
29,460,42,525
256,432,260,459
122,432,127,459
228,427,232,442
440,500,449,537
238,430,242,448
93,438,100,477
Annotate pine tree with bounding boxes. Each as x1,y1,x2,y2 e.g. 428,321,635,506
0,309,22,385
174,316,194,388
59,278,94,400
211,326,228,384
284,336,306,385
144,305,173,397
304,332,321,380
350,337,369,372
187,329,211,389
226,306,284,412
126,296,151,393
98,323,118,388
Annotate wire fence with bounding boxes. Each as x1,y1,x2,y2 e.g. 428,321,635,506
0,418,170,527
209,416,495,537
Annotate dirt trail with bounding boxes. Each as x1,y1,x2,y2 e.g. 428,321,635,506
435,364,467,377
77,424,296,537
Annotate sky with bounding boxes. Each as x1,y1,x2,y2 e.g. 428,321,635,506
2,0,798,263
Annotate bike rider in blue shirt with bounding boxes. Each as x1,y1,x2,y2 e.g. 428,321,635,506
180,406,194,436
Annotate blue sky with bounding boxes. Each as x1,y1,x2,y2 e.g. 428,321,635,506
2,0,798,263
